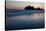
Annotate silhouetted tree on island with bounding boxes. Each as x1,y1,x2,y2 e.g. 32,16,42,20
25,6,35,10
24,6,44,10
36,7,41,10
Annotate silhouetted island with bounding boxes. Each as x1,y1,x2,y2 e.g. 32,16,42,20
25,6,44,10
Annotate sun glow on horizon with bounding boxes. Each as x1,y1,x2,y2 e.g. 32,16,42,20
6,1,44,9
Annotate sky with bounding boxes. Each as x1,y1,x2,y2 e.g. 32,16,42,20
6,1,44,10
6,0,44,2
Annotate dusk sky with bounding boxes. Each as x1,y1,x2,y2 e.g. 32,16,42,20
6,1,44,10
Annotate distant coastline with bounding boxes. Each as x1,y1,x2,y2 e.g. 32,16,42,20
25,6,44,10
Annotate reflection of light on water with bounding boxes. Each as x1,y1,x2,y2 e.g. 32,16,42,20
7,13,44,21
31,13,44,20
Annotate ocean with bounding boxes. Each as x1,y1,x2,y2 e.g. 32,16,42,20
6,9,44,30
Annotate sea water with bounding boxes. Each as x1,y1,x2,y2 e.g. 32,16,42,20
6,9,44,30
